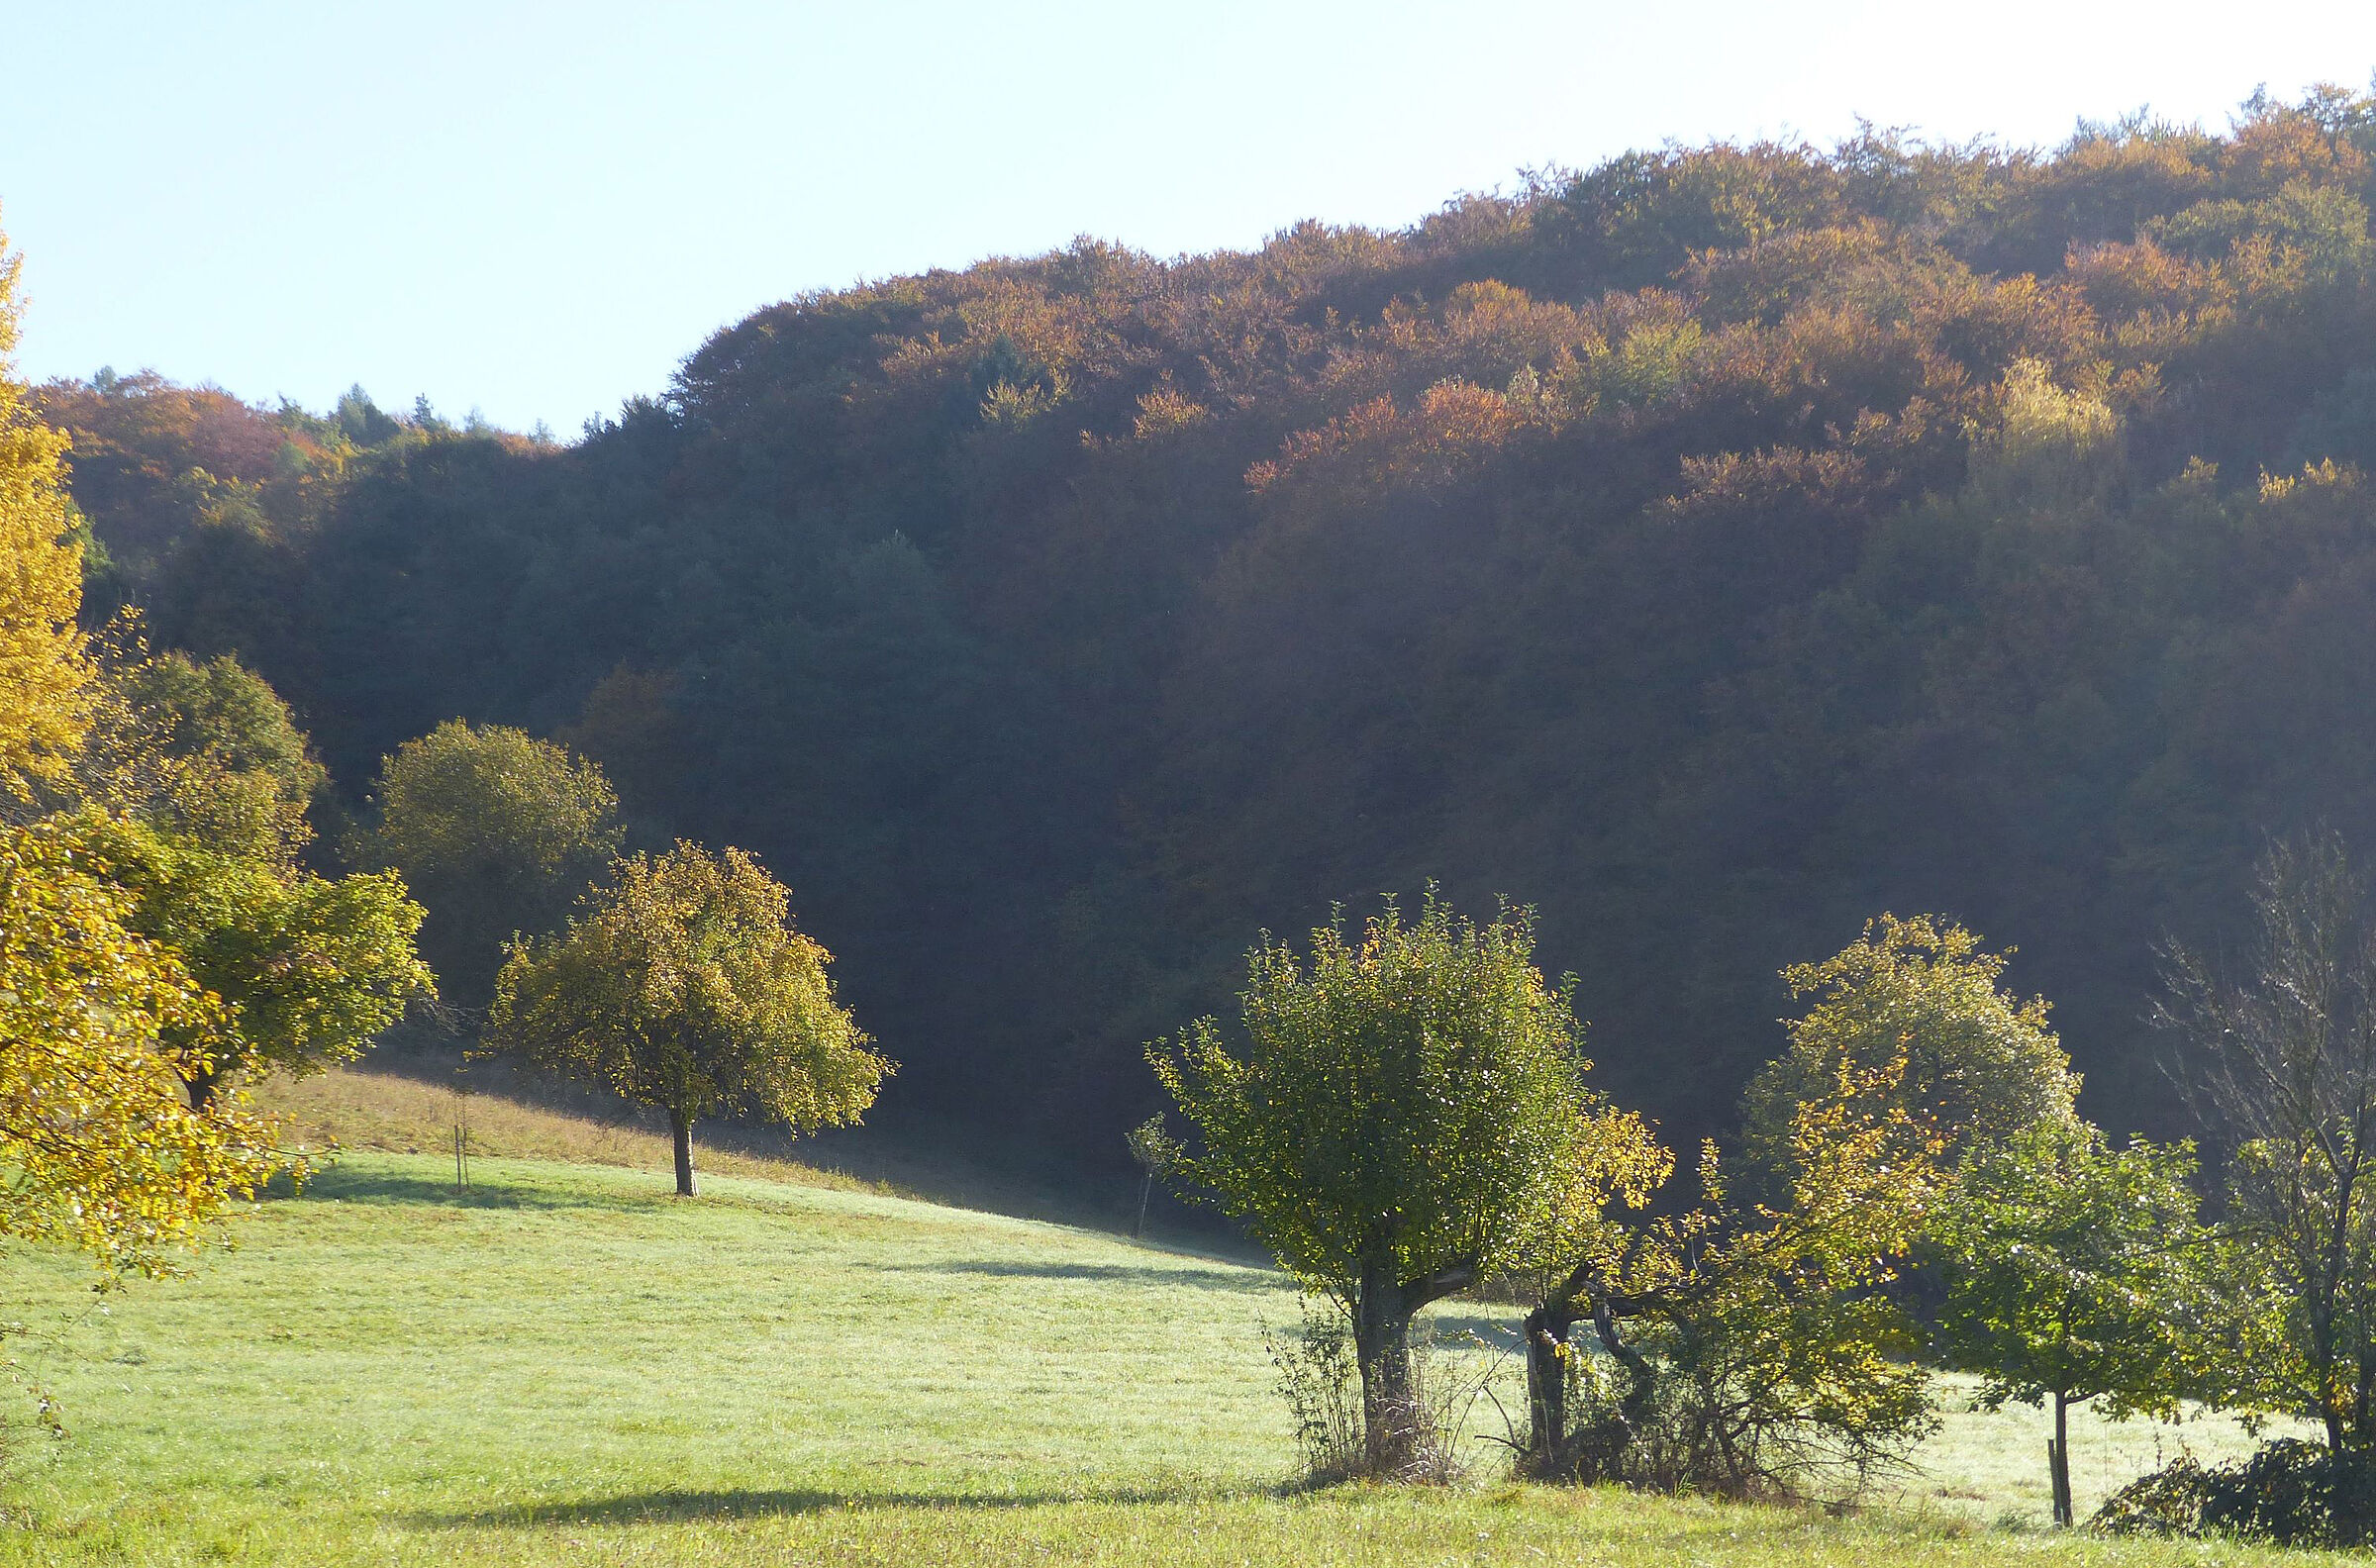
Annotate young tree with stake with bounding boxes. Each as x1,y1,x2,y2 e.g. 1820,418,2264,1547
487,841,889,1195
1125,1115,1176,1239
1930,1124,2212,1525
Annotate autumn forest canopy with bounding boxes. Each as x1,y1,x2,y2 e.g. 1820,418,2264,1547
40,83,2376,1169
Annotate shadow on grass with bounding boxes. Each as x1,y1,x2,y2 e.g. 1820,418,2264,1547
1425,1312,1524,1350
419,1482,1257,1528
277,1164,642,1214
890,1259,1283,1294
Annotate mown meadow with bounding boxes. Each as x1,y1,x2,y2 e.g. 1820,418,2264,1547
0,1072,2320,1567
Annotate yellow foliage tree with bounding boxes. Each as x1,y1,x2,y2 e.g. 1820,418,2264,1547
0,219,87,800
488,841,887,1196
0,817,280,1275
0,224,288,1275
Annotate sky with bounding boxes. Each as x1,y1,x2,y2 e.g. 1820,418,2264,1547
5,1,2376,436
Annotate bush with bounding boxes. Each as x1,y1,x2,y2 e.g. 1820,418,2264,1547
1538,1309,1930,1505
2092,1439,2376,1546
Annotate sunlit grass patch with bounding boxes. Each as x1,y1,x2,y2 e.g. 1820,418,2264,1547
0,1147,2335,1565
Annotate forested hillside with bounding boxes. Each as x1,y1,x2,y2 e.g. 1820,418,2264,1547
45,87,2376,1168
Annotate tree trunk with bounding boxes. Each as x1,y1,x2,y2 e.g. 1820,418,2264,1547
1522,1301,1577,1478
182,1061,222,1113
1135,1173,1151,1239
2049,1389,2074,1527
1352,1264,1420,1477
669,1108,697,1197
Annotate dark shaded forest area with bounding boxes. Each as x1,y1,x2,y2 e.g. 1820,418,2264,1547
44,88,2376,1174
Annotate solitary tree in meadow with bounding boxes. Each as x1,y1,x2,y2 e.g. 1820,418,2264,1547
1151,894,1590,1477
486,841,888,1195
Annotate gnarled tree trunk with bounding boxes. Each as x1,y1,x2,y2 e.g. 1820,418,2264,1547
1353,1264,1420,1477
1523,1297,1580,1477
1347,1256,1478,1479
1525,1263,1660,1483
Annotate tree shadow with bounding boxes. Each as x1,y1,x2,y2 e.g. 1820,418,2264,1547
1424,1311,1523,1350
889,1259,1285,1294
417,1482,1251,1528
281,1165,634,1214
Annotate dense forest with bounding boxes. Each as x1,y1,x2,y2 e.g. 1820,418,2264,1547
43,85,2376,1173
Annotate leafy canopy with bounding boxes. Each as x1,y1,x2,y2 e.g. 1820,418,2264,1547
358,720,621,1000
1561,1047,1946,1502
1740,914,2079,1194
1152,894,1596,1302
0,232,289,1276
73,810,432,1104
487,841,888,1135
0,218,86,799
0,814,283,1276
85,647,328,864
1930,1123,2212,1421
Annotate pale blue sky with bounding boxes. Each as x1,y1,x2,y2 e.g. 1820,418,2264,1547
5,1,2374,435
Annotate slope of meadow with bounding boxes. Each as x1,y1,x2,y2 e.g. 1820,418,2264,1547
0,1076,2320,1566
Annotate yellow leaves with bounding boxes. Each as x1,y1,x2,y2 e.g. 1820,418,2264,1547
0,223,89,801
1132,386,1211,441
0,224,288,1276
1247,381,1519,498
2257,456,2357,505
0,816,285,1276
1988,358,2121,465
487,841,887,1138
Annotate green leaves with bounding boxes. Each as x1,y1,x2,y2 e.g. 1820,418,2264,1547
1740,914,2079,1201
356,721,622,1004
487,841,890,1148
1152,894,1596,1301
1930,1124,2213,1421
0,815,286,1276
68,810,433,1103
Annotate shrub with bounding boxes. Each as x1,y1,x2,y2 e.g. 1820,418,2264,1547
2093,1439,2376,1546
1265,1297,1466,1486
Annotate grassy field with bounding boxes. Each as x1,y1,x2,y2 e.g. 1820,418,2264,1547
0,1072,2331,1566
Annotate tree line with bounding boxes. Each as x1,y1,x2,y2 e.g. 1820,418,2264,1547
15,120,2376,1533
36,82,2376,1179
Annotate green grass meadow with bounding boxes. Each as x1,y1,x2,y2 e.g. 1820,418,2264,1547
0,1075,2332,1566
